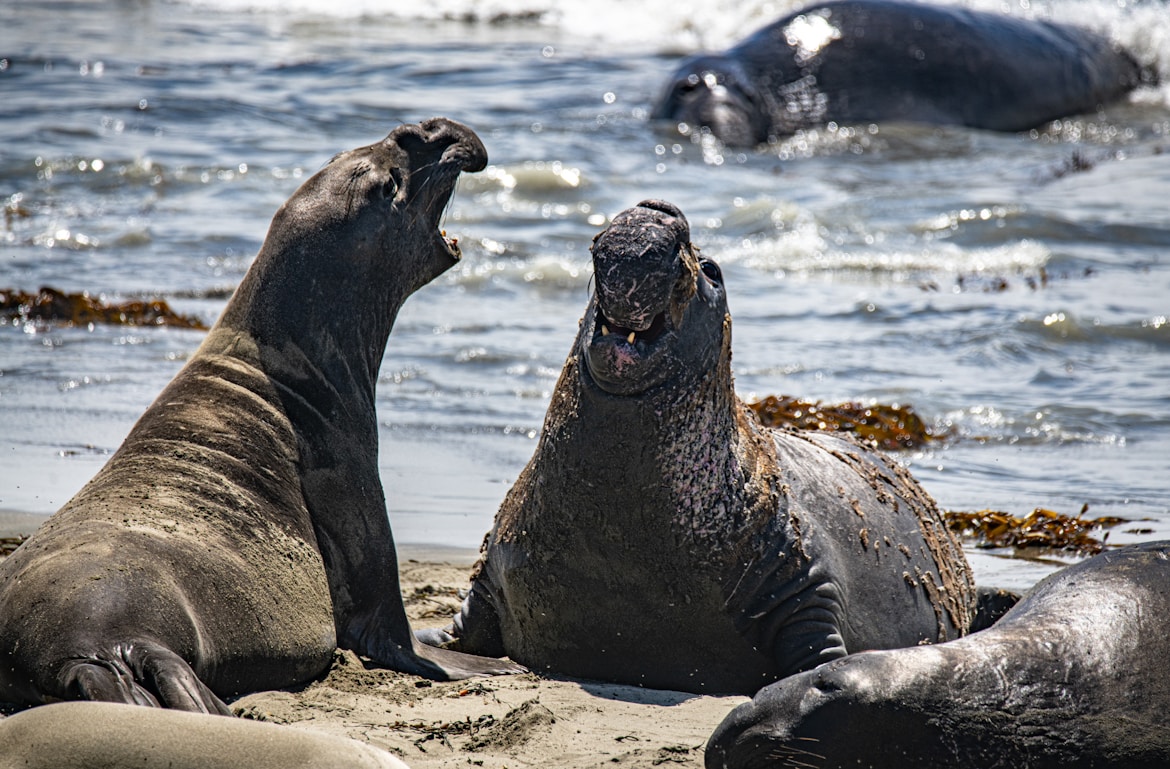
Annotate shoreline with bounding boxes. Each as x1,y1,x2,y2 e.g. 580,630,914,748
0,509,481,566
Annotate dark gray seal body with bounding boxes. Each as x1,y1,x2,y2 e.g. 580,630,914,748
651,0,1150,146
0,118,519,714
707,540,1170,768
426,200,976,695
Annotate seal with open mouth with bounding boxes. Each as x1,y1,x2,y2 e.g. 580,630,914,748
0,118,521,715
425,200,977,695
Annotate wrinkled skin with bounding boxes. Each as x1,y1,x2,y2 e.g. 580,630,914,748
651,0,1151,146
0,118,520,715
423,200,977,695
707,541,1170,769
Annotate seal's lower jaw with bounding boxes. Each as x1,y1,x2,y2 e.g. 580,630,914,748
581,307,675,396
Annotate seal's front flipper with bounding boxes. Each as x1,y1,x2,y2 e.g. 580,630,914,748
411,638,526,679
414,626,457,647
62,642,231,715
352,609,524,679
448,568,509,658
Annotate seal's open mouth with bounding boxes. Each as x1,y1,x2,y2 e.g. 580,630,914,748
595,309,670,347
580,199,728,397
440,229,461,259
391,117,487,264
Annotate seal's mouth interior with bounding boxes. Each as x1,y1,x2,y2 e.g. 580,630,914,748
595,308,670,346
410,169,462,261
439,228,460,258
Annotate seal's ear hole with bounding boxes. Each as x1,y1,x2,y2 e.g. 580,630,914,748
700,259,723,284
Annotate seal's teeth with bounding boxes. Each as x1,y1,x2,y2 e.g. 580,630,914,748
602,324,610,336
627,331,636,344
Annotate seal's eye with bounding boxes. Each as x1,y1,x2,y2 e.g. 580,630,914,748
699,259,723,284
381,176,398,199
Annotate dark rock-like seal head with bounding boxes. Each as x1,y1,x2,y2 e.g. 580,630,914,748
423,200,977,695
584,201,720,395
650,56,772,148
0,118,519,715
652,0,1152,146
706,541,1170,768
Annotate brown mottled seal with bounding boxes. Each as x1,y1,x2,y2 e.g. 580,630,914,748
0,118,520,714
706,540,1170,768
423,200,977,695
0,701,408,769
651,0,1152,146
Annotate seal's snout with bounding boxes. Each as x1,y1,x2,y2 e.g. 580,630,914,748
705,698,788,769
651,57,769,146
382,118,486,264
582,199,723,395
591,200,690,333
392,118,488,173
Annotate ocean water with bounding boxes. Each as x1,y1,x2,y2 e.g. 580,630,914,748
2,0,1168,590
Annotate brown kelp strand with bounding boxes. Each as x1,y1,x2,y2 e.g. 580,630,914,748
1,536,28,557
0,286,208,330
748,394,943,450
944,505,1127,555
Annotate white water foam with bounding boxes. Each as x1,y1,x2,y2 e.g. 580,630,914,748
173,0,1169,72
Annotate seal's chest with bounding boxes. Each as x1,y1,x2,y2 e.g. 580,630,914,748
497,540,775,692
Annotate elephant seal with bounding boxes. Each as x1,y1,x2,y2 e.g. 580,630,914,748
0,701,408,769
0,118,520,715
651,0,1151,146
706,540,1170,768
423,200,977,695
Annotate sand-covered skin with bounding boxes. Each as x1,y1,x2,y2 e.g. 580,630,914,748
0,542,745,768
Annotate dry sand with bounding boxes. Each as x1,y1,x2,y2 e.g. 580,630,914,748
0,535,745,769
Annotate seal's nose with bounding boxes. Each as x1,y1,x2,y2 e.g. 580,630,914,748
389,118,488,173
591,201,691,330
633,199,688,224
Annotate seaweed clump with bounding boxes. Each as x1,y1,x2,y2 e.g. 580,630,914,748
944,505,1127,556
1,286,207,330
1,535,28,558
748,394,941,450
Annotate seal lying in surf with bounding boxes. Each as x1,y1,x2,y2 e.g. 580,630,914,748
0,118,520,715
706,540,1170,768
422,200,977,695
651,0,1151,146
0,701,408,769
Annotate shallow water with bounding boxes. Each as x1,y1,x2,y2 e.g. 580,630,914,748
2,0,1169,590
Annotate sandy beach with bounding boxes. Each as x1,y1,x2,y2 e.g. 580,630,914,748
233,554,746,769
0,532,744,768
